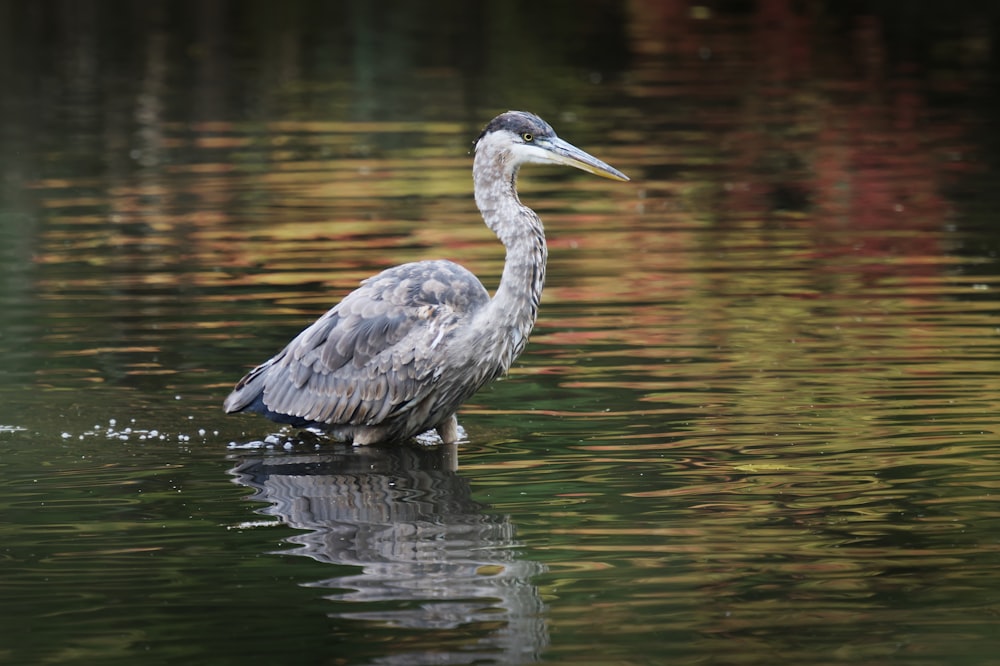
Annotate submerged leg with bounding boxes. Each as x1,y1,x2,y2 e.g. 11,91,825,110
351,424,388,446
435,414,459,444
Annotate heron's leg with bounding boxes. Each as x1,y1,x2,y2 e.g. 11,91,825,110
435,414,459,444
352,425,386,446
440,441,458,472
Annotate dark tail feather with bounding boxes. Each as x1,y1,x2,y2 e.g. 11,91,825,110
235,392,317,427
223,355,277,414
224,353,318,428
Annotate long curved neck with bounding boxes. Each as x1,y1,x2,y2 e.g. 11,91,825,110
473,142,547,366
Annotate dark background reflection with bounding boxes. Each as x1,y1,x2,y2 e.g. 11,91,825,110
2,2,999,665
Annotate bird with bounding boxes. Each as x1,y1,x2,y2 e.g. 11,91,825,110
223,110,629,445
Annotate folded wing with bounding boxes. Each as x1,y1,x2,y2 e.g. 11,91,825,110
224,260,490,429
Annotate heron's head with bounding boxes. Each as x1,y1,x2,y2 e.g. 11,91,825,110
475,111,629,182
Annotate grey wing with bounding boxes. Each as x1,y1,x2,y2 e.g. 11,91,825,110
224,260,490,427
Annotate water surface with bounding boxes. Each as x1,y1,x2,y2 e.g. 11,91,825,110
2,3,1000,665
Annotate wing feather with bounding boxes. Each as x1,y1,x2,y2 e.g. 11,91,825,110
224,260,490,431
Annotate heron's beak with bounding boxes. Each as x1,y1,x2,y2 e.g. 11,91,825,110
536,136,630,182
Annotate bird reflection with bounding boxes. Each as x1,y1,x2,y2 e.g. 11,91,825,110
228,443,547,664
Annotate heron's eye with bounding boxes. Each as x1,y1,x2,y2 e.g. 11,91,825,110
522,132,533,143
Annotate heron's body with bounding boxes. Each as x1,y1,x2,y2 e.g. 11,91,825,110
224,111,627,444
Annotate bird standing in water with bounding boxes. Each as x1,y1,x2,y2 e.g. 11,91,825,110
224,111,629,444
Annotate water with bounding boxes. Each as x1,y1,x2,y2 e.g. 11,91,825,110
2,3,1000,664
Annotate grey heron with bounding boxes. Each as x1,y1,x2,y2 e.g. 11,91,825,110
224,110,629,444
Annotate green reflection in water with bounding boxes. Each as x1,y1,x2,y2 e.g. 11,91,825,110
2,2,1000,666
